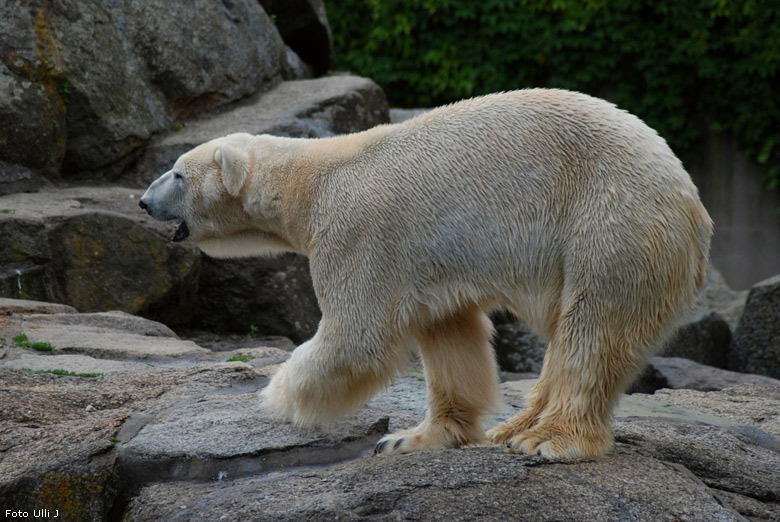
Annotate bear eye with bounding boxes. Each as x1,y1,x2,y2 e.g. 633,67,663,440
173,171,183,180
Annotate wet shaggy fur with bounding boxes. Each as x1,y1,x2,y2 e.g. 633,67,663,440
140,89,713,460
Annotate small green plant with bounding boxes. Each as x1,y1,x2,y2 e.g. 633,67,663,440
227,354,257,363
109,437,120,443
23,368,103,378
13,333,55,351
0,209,14,214
249,324,260,338
59,80,71,105
170,122,184,132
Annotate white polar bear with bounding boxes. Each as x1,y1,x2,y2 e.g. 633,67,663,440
140,89,713,460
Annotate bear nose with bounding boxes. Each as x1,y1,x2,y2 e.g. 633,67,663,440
139,199,148,211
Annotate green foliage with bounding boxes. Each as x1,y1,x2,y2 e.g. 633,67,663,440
227,354,257,363
24,368,103,378
329,0,780,185
249,324,260,338
13,332,55,351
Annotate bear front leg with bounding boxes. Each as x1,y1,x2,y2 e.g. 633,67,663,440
261,319,407,428
375,307,500,454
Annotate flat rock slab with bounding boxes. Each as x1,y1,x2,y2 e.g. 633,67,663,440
22,326,206,359
650,356,780,392
122,449,745,522
120,393,406,485
649,384,780,437
21,310,178,337
1,352,154,374
0,297,77,315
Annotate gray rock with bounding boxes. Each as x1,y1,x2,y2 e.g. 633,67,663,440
0,187,202,325
0,0,303,179
1,352,154,375
648,384,780,438
0,362,267,521
0,297,76,315
259,0,334,75
614,418,780,507
120,393,394,485
3,302,780,522
195,253,320,344
20,325,206,359
132,75,390,186
0,52,66,174
0,215,57,301
492,317,548,373
0,162,44,196
662,311,732,368
21,310,178,338
122,449,745,522
650,356,780,392
389,107,431,123
730,274,780,378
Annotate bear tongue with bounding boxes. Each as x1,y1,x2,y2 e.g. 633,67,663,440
171,221,189,242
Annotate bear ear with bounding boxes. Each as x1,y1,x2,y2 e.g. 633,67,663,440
214,145,249,197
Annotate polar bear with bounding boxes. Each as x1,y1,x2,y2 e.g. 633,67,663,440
139,89,712,460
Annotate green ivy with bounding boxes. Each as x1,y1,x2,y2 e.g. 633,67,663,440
329,0,780,186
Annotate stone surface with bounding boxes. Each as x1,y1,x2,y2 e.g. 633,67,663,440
0,188,201,325
21,310,177,338
730,274,780,379
195,253,320,344
648,384,780,437
122,450,745,522
2,75,391,337
649,356,780,392
662,311,732,368
0,0,305,181
492,315,548,374
0,297,77,315
2,301,780,521
0,162,45,196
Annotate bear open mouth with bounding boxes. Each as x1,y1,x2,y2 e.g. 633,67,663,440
171,221,190,242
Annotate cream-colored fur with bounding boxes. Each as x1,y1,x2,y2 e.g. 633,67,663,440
140,89,713,460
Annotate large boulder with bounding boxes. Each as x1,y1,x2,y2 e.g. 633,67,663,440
729,274,780,379
0,0,305,182
0,76,389,338
0,4,67,175
195,253,320,344
492,315,547,374
0,187,201,326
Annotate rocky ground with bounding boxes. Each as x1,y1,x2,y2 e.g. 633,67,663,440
1,297,779,522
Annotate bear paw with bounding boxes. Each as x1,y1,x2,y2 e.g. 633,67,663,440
486,409,540,445
374,428,437,455
374,421,486,455
505,423,611,460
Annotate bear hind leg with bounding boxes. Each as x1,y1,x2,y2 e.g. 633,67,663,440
491,304,655,460
375,306,500,454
